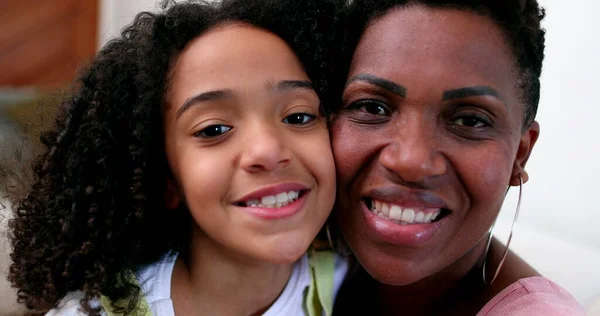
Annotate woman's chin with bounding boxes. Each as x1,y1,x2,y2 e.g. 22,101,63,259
361,261,426,286
351,244,438,286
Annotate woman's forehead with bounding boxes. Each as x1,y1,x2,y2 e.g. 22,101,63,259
349,6,519,105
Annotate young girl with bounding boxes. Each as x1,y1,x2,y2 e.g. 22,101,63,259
8,0,347,315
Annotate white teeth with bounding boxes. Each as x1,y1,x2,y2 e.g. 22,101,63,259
247,199,260,207
415,211,425,223
245,191,300,208
381,203,390,217
389,205,403,220
369,200,442,225
401,208,415,223
424,212,434,222
287,191,298,200
261,195,276,205
276,192,288,203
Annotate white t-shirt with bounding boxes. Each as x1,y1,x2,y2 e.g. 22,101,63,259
47,252,348,315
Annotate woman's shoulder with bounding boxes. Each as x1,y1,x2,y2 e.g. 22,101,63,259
477,276,586,316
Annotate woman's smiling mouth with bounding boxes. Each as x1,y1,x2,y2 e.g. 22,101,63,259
357,189,453,246
364,198,446,225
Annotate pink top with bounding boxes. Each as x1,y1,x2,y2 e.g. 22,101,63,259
477,276,586,316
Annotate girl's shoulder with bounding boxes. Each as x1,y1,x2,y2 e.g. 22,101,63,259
46,291,104,316
47,252,178,316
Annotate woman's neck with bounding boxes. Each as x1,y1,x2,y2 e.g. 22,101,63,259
376,239,489,316
171,229,295,316
375,237,538,316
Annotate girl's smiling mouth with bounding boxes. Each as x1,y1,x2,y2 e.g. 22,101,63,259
233,183,311,219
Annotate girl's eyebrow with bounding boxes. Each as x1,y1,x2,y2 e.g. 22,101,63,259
176,89,235,120
270,80,315,92
176,80,315,121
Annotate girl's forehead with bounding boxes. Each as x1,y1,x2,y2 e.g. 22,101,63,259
165,24,309,110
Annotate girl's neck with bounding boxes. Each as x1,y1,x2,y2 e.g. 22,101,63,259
171,229,295,316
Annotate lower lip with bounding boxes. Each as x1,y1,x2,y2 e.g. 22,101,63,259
238,192,309,220
360,201,448,247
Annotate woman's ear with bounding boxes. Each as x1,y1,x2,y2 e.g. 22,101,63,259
165,178,182,209
510,121,540,186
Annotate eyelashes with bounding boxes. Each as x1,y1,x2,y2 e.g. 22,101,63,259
343,99,392,124
342,97,498,139
194,125,233,138
282,112,316,125
192,110,318,141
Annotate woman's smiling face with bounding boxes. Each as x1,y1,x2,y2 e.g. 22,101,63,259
332,6,539,284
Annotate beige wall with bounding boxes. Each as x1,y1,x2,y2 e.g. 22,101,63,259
98,0,161,47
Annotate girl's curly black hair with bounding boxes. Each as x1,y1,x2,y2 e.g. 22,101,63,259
336,0,546,129
8,0,344,314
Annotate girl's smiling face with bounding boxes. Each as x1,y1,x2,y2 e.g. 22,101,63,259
332,6,539,284
163,24,336,263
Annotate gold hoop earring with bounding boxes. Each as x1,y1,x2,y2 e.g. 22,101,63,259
483,174,523,285
326,221,336,253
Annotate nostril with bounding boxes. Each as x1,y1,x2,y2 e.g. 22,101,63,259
278,158,291,166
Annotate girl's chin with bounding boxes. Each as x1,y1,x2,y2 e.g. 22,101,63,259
253,238,313,264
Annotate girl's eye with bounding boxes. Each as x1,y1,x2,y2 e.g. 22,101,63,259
195,125,232,138
452,116,488,128
282,113,316,125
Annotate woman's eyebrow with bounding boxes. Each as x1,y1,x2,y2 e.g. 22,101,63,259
346,73,406,97
176,89,235,120
442,86,506,104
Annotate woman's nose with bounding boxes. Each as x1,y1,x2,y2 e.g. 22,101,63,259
379,121,446,183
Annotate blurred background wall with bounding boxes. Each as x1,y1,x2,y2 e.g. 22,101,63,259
0,0,598,314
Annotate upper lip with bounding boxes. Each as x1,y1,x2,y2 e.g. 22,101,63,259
365,186,448,210
234,182,309,204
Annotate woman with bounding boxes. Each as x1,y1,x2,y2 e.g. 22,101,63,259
330,0,585,314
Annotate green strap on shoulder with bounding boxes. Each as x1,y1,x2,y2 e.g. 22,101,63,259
304,248,336,316
99,295,151,316
98,272,152,316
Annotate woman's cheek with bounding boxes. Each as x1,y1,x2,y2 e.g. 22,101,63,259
458,145,514,208
332,120,373,179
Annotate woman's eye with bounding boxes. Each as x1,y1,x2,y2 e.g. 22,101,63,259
283,113,316,125
348,100,391,116
343,99,392,125
195,125,232,138
452,116,488,128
